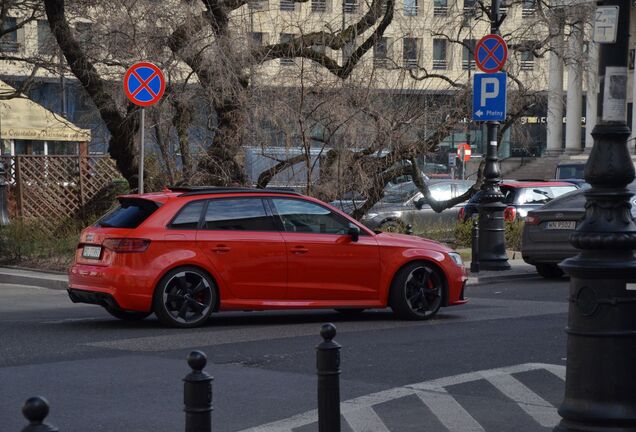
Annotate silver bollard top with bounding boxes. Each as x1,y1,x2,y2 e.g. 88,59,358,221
188,350,208,371
320,323,336,341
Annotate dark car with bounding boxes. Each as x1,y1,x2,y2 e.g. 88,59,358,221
359,180,473,231
458,181,579,222
522,184,636,278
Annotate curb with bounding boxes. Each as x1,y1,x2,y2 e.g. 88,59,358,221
0,267,68,290
467,271,539,285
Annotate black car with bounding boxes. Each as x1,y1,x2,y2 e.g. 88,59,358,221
458,181,578,222
522,183,636,278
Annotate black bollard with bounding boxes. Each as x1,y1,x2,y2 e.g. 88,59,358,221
21,396,58,432
316,323,341,432
470,217,479,273
184,351,213,432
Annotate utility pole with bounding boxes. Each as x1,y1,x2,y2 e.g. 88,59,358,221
476,0,510,271
554,0,636,430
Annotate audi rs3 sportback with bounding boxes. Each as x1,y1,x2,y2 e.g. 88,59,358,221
68,187,468,327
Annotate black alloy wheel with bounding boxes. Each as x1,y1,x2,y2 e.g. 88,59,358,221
154,267,216,328
390,262,444,320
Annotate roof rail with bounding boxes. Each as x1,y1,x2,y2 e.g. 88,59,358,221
166,186,301,197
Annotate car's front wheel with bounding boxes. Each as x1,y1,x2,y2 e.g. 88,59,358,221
535,263,564,279
153,267,216,328
390,262,444,320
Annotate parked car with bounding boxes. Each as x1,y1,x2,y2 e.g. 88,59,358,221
555,161,586,180
522,184,636,278
68,187,468,327
358,180,473,231
458,181,579,222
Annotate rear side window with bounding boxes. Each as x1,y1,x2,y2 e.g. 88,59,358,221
170,200,206,229
519,186,578,205
96,199,159,229
204,198,276,231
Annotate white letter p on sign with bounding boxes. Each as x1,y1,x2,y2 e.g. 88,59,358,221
480,77,499,106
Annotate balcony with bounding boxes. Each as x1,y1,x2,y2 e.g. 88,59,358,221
462,59,475,70
404,5,418,15
248,0,268,9
280,0,297,11
343,1,358,13
404,58,418,69
433,59,447,70
312,0,328,11
433,5,448,15
374,57,390,68
521,7,535,17
0,41,20,53
520,60,534,71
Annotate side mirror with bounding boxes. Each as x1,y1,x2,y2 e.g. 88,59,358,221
415,197,427,210
348,224,360,242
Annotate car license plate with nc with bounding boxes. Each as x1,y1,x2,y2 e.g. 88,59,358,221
82,245,102,259
546,221,576,230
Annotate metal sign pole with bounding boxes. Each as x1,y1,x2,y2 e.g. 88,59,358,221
139,108,144,195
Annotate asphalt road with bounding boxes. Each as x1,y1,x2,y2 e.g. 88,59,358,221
0,274,570,432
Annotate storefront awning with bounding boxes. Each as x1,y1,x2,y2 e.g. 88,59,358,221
0,80,91,142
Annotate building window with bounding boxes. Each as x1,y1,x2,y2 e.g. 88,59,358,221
433,0,447,15
463,0,476,14
404,0,418,16
312,0,329,12
403,38,419,69
0,17,19,52
520,43,535,70
280,33,295,65
37,20,54,54
433,39,447,70
521,0,535,17
248,0,269,9
280,0,297,11
343,0,358,13
249,32,268,49
462,38,476,70
374,37,390,67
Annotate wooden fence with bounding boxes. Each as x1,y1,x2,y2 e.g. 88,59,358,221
0,155,122,229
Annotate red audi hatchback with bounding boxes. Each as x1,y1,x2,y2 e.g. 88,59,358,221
68,187,468,327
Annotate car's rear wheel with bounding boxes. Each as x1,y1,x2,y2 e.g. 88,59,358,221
390,262,444,320
153,267,216,328
535,263,564,279
105,307,151,321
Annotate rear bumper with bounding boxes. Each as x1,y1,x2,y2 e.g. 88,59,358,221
68,263,153,312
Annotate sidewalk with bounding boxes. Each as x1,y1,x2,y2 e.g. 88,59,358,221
0,266,68,290
1,259,538,291
467,259,538,284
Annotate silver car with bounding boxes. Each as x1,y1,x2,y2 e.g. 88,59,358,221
360,180,473,231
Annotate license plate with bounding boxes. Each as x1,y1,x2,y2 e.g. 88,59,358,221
545,221,576,230
82,245,102,259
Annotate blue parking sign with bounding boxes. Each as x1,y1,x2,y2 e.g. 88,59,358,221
472,72,507,121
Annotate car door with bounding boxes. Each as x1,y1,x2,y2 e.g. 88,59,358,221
269,197,381,302
195,197,287,300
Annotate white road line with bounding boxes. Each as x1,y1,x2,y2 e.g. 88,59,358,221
415,387,485,432
236,363,565,432
483,373,560,428
344,406,391,432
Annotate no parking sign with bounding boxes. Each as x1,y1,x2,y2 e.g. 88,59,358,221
123,62,165,106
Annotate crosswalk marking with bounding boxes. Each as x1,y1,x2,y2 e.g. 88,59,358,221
236,363,565,432
344,406,391,432
415,387,485,432
483,373,560,427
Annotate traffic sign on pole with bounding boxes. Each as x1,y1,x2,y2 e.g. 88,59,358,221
123,62,165,107
472,72,507,121
123,62,165,195
474,34,508,73
457,143,472,162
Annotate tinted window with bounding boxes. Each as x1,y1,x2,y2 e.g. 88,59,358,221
170,201,205,229
518,186,578,204
204,198,275,231
97,199,158,229
272,199,351,234
557,164,585,179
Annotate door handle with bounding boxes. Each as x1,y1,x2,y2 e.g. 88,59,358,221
212,245,231,253
292,246,309,255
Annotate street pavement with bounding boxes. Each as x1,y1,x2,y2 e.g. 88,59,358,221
0,270,569,432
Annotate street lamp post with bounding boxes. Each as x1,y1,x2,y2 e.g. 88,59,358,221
554,0,636,430
476,0,511,271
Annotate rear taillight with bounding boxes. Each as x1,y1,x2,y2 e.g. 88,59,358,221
504,206,517,222
458,207,465,221
103,238,150,253
525,214,540,225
